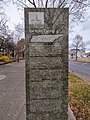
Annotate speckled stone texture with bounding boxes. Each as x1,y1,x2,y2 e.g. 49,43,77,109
25,8,68,120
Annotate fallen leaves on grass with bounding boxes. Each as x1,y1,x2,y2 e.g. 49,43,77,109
69,73,90,120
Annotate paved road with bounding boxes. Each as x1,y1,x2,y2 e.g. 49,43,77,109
69,61,90,83
0,60,26,120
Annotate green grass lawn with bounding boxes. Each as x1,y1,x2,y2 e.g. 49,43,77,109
69,73,90,120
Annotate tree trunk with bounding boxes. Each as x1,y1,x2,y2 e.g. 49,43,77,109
17,49,19,63
76,50,78,60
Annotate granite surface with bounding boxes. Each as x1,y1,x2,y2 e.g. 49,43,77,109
25,8,68,120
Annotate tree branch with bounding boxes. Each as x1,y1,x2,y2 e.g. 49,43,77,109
52,0,57,7
58,0,66,8
28,0,37,8
18,0,29,7
74,0,90,7
52,9,65,26
40,0,44,7
45,0,49,8
33,0,37,8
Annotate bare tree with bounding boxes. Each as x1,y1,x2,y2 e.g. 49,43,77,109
0,32,16,56
14,23,24,62
0,0,17,58
14,23,24,41
0,4,12,54
10,0,90,23
0,1,10,36
71,34,86,60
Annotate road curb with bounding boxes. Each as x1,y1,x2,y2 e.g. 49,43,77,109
69,60,90,63
0,61,16,66
68,106,76,120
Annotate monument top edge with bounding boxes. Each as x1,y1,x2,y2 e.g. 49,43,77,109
24,8,69,10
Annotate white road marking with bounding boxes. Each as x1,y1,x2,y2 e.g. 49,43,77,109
82,63,87,65
0,75,6,80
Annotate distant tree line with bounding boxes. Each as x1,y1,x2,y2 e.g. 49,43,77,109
0,1,24,59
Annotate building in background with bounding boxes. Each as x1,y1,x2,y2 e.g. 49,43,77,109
17,38,25,59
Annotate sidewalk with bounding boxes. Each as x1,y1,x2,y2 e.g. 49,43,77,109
0,60,26,120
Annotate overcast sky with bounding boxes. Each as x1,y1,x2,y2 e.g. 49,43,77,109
70,13,90,52
5,3,23,29
4,3,90,52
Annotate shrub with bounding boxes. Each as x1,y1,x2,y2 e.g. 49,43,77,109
0,55,11,62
